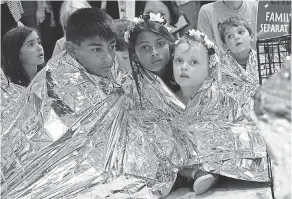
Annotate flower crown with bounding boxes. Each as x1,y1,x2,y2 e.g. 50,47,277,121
175,29,220,68
124,13,172,43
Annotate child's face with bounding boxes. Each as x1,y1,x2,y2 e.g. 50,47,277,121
134,30,170,73
224,26,253,54
19,31,44,67
73,36,116,78
173,42,209,88
116,48,131,71
143,0,170,24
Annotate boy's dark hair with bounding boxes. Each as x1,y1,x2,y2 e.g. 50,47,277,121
2,26,42,87
66,7,116,45
114,19,130,51
136,1,180,26
218,16,253,44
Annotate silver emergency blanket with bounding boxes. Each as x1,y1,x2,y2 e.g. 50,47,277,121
253,59,291,199
1,51,269,199
0,52,186,199
1,70,25,133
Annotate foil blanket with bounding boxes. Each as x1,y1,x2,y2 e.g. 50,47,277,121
1,52,268,199
253,58,291,199
1,70,25,133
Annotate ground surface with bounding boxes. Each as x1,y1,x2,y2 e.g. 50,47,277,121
164,177,271,199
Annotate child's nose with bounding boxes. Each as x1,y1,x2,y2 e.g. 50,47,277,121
151,48,159,57
102,53,113,64
181,63,188,70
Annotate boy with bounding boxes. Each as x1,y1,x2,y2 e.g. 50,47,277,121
1,8,126,198
198,0,258,56
218,16,259,120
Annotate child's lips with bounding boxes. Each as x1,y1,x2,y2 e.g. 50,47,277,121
236,42,243,46
38,53,44,58
180,73,189,78
151,59,162,64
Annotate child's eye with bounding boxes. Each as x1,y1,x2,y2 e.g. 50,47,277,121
92,48,102,52
175,58,183,64
191,60,198,65
157,41,165,47
27,42,34,47
141,45,149,51
227,34,232,39
239,30,245,34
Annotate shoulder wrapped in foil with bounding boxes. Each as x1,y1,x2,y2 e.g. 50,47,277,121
0,53,186,199
123,62,269,184
1,69,25,133
171,64,269,182
1,51,269,199
253,57,291,199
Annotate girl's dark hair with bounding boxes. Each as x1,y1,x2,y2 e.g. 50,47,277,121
2,26,40,87
128,16,180,97
136,1,180,26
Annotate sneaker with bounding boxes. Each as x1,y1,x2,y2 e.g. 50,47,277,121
193,170,219,195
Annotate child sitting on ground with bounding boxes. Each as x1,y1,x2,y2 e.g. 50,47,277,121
173,29,220,194
172,29,269,195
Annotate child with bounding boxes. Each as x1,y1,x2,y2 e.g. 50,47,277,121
126,13,181,95
172,29,269,194
52,0,91,57
1,8,123,198
114,19,131,72
198,0,258,56
2,26,44,87
218,17,259,118
173,29,220,194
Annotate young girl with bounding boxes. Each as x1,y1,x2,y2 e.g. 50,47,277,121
126,13,180,95
172,29,269,194
2,26,44,87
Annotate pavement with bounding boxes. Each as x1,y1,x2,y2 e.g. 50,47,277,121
164,177,272,199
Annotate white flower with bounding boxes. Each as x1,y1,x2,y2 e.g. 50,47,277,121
124,30,130,43
204,36,215,49
149,13,164,23
165,25,172,32
188,29,203,38
132,17,144,24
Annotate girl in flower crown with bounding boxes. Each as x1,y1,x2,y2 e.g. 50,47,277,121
170,29,269,195
125,13,180,95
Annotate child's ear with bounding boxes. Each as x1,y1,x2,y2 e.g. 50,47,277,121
65,41,78,59
250,33,255,42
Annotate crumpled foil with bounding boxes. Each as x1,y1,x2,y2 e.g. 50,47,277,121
1,70,25,134
171,64,269,182
0,53,186,199
1,51,270,199
253,59,291,199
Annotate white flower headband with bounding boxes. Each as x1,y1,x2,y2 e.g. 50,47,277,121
175,29,220,69
124,13,172,43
